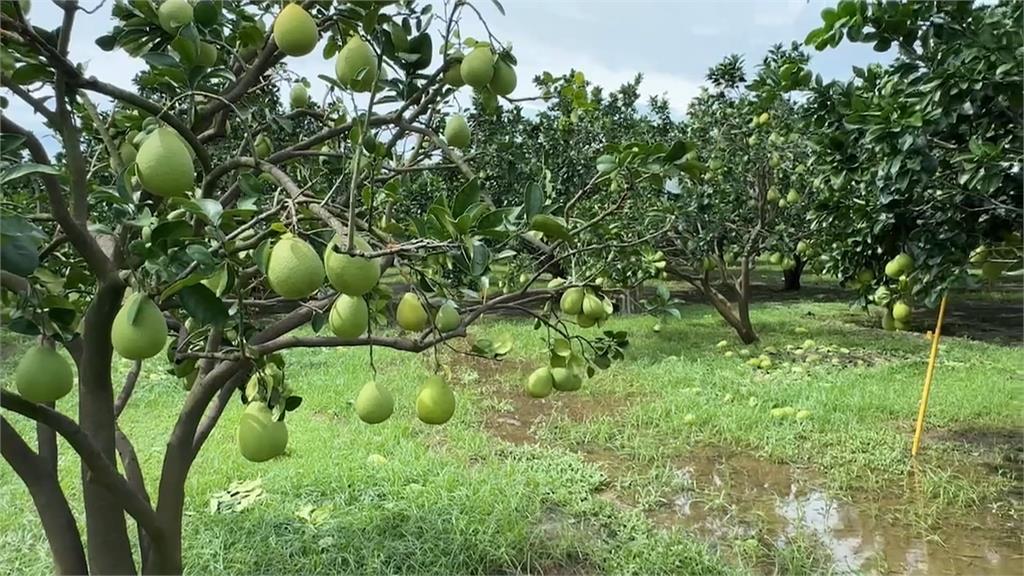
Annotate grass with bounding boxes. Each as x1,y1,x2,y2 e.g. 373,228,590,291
1,299,1021,575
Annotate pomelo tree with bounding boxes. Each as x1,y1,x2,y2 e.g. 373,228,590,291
0,1,642,572
658,47,815,343
798,0,1022,326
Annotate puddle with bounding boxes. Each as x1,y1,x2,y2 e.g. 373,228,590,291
647,448,1023,575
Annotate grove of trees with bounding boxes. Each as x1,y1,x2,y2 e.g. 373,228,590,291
0,0,1020,573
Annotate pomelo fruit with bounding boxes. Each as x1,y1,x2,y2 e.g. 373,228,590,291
196,41,218,67
444,114,470,149
290,83,309,109
135,127,195,197
885,252,914,278
577,313,596,328
769,252,783,265
416,375,455,425
111,293,168,360
119,141,137,166
324,235,380,296
551,367,582,392
396,292,428,331
891,300,911,322
328,294,368,339
273,3,318,57
581,292,605,321
526,367,553,398
881,309,896,331
336,35,377,92
435,301,461,332
786,190,801,204
254,134,272,158
488,58,516,95
266,235,324,299
158,0,193,33
355,381,394,424
237,402,288,462
560,287,584,315
460,45,494,89
15,344,74,403
193,0,219,27
444,59,465,86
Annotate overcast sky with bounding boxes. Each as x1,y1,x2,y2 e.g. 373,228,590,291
8,0,889,147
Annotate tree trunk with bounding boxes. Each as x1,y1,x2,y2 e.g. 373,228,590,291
782,254,804,291
735,257,758,343
700,272,759,345
77,280,137,575
1,418,88,575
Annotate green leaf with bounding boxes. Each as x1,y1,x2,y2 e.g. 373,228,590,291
0,234,38,277
160,272,206,302
529,214,572,243
452,178,481,218
9,64,52,85
141,52,181,69
178,284,229,327
1,162,62,184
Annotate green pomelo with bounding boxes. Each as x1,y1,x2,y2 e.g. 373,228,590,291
15,345,74,403
435,301,461,332
891,300,912,322
526,367,553,398
786,190,801,204
135,127,195,197
158,0,193,33
581,293,605,321
551,367,582,392
192,0,219,27
335,35,377,92
416,375,455,425
881,309,896,331
443,60,465,87
111,293,168,360
444,114,471,149
237,402,288,463
324,235,381,296
894,319,910,331
119,141,137,166
576,313,596,328
460,45,494,89
254,134,272,158
769,252,783,265
267,235,324,299
354,381,394,424
560,287,584,315
884,253,913,278
328,294,368,339
396,292,428,331
488,58,517,95
981,260,1007,281
290,83,309,109
273,3,318,57
196,41,218,67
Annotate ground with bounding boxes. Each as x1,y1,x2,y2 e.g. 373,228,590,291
1,290,1021,575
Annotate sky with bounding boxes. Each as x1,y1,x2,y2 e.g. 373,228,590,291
6,0,890,147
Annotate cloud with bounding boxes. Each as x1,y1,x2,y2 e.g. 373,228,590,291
750,0,809,27
510,36,701,116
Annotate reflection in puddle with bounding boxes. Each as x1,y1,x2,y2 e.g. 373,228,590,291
648,451,1022,575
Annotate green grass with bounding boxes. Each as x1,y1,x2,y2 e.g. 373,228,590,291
1,300,1021,574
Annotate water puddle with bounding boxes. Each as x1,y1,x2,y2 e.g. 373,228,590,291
647,448,1022,575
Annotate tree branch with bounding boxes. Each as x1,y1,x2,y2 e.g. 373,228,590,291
1,390,163,541
113,360,142,420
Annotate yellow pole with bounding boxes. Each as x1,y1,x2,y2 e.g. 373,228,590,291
911,294,949,457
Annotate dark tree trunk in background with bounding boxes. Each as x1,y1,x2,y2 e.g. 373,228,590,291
783,254,804,291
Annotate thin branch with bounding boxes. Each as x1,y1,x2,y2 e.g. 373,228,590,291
113,360,142,420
